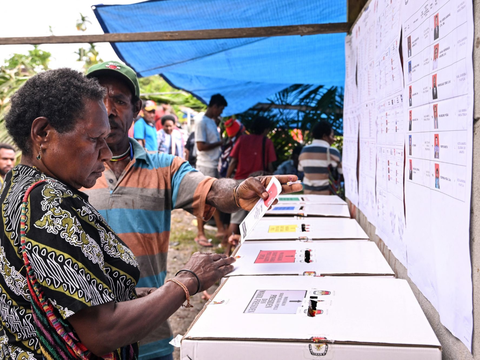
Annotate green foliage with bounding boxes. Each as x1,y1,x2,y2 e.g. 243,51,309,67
75,14,102,69
3,46,50,72
139,75,206,113
235,84,344,166
0,47,52,156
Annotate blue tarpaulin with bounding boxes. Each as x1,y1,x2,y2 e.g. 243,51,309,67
93,0,347,116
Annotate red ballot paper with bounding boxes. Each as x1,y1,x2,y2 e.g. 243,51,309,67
264,184,278,207
254,250,296,264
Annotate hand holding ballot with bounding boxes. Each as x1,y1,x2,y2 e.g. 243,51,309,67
234,175,302,211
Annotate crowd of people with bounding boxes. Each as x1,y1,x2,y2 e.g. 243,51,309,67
0,59,342,360
128,90,344,252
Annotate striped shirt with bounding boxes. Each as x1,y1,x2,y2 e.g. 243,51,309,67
83,139,215,358
298,139,343,194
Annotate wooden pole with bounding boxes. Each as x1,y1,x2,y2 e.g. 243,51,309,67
0,23,352,45
347,0,370,24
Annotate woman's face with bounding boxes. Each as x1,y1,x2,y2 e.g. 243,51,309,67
163,120,175,135
41,99,112,189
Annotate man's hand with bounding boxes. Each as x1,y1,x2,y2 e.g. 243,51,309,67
235,175,302,211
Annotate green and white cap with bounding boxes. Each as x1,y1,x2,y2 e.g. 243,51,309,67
86,61,140,98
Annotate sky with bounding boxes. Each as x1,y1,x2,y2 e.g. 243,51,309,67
0,0,143,70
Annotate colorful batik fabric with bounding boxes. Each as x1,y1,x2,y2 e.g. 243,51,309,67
0,165,140,359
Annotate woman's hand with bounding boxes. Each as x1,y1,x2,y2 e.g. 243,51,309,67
177,252,236,293
235,175,303,211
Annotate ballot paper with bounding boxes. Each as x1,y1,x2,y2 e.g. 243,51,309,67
276,194,347,205
227,240,394,277
239,177,282,241
243,217,369,241
265,203,350,218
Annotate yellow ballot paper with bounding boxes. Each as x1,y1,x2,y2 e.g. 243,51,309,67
268,225,298,233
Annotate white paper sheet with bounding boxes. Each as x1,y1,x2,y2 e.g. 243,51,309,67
239,177,282,242
265,203,350,218
344,0,474,349
402,0,474,349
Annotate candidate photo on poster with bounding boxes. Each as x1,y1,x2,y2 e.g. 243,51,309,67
409,159,413,180
434,13,439,40
433,104,439,129
409,85,413,106
408,61,412,82
409,110,412,131
432,74,438,100
407,35,412,57
433,44,439,70
435,164,440,189
409,135,412,155
434,134,440,159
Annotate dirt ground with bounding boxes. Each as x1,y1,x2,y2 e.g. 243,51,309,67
166,209,224,360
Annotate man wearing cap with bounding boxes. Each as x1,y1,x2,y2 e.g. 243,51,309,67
220,118,244,178
84,61,301,360
135,99,158,151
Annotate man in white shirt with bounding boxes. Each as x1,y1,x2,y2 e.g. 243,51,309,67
194,94,228,246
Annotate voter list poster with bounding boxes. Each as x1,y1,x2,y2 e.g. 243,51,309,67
373,0,407,264
343,35,360,207
402,0,473,350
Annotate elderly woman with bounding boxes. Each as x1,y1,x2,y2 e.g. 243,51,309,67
0,69,235,359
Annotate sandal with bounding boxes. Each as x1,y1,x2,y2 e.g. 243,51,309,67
194,237,213,247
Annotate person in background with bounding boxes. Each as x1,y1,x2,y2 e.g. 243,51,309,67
0,143,15,186
0,67,235,360
225,116,277,253
157,114,184,156
274,144,304,181
134,99,158,151
84,61,303,359
185,131,197,168
298,121,342,195
194,94,228,246
219,118,245,178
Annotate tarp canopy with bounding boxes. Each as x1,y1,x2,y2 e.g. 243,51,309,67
93,0,347,116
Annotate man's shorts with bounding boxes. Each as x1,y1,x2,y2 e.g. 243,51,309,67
197,165,219,179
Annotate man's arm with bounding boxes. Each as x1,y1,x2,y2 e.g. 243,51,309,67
206,175,303,214
226,157,238,178
136,139,146,148
196,141,222,151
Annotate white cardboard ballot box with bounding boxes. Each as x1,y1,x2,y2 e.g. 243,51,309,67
266,203,350,218
277,194,347,205
182,276,441,360
227,240,394,277
243,217,369,241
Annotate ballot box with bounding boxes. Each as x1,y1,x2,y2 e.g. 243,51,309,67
243,217,369,241
265,203,350,218
227,240,394,277
181,276,441,360
277,194,347,205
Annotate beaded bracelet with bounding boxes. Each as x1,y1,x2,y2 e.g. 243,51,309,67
175,269,201,295
166,279,193,308
233,184,241,208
